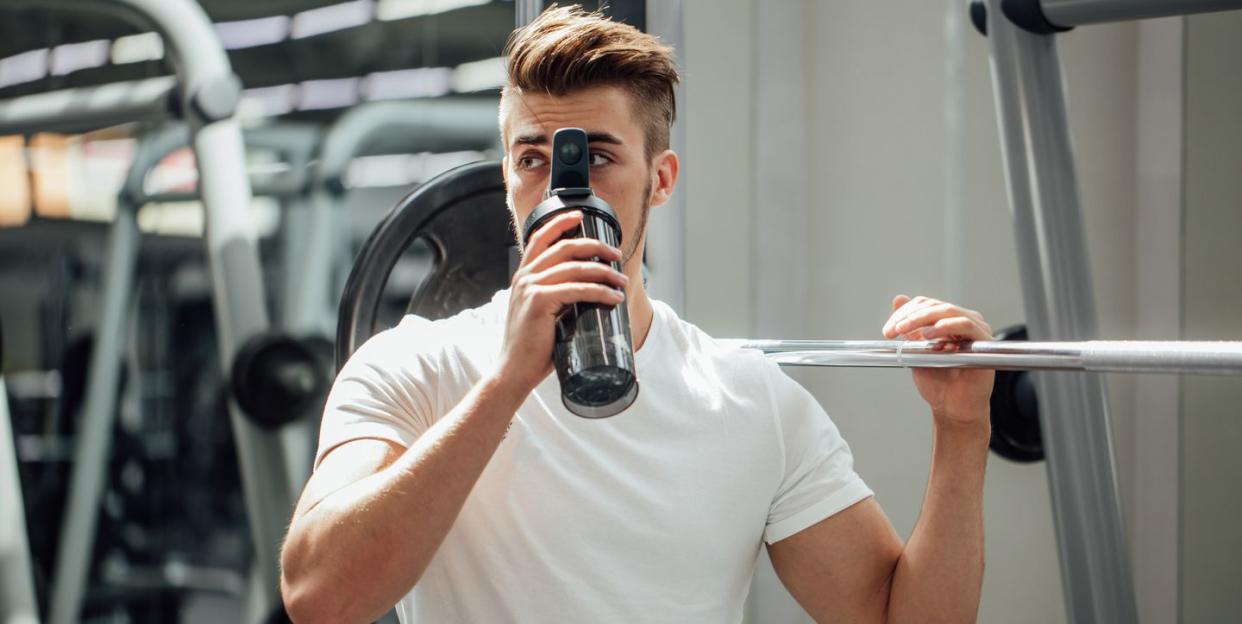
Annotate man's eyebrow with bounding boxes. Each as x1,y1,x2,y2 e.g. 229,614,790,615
511,132,624,147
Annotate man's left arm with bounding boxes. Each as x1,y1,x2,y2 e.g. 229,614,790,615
768,295,993,623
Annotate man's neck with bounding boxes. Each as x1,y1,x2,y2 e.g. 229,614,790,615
622,265,655,353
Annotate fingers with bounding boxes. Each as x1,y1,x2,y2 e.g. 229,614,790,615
522,211,587,264
882,295,991,341
921,316,993,342
529,282,626,310
524,237,622,275
523,261,629,290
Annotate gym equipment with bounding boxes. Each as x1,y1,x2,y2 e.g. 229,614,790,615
522,128,637,419
986,326,1043,463
1,317,40,624
311,98,502,336
337,161,512,371
721,337,1242,375
0,1,296,621
976,0,1242,620
230,333,333,431
39,121,324,624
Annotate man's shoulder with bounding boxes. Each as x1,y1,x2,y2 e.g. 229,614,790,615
655,301,780,381
346,290,507,368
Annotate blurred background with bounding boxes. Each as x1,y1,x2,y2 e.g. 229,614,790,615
0,0,1239,622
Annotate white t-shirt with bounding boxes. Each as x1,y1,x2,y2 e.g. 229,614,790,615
316,290,872,623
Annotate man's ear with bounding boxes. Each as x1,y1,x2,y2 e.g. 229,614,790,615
501,153,509,186
648,149,680,209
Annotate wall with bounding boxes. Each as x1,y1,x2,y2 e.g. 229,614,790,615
1181,11,1242,622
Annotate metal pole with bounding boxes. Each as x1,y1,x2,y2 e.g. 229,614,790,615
0,76,177,135
47,204,140,624
0,378,39,624
516,0,543,27
982,1,1137,621
723,339,1242,375
1041,0,1242,27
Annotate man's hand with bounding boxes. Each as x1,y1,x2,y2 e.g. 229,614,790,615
498,210,628,393
881,294,995,428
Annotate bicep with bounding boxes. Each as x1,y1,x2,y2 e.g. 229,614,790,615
292,437,407,522
767,496,904,623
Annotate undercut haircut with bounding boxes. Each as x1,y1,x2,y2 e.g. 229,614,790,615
501,5,680,162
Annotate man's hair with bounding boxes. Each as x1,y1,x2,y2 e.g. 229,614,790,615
501,5,679,162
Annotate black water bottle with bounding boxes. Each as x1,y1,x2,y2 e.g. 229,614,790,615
520,128,638,418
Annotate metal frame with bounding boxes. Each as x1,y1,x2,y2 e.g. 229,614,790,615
1,375,39,624
977,0,1242,620
41,121,322,624
0,1,294,621
309,98,501,335
1041,0,1242,27
724,339,1242,375
983,2,1136,622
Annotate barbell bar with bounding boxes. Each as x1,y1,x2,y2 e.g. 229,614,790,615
718,339,1242,375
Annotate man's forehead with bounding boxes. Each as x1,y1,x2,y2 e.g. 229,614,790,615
501,86,639,146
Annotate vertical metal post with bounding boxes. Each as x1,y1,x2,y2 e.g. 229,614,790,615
0,378,40,624
193,118,293,621
48,204,140,624
982,2,1137,622
516,0,543,27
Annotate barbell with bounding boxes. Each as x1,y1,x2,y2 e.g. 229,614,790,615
720,337,1242,375
722,328,1242,462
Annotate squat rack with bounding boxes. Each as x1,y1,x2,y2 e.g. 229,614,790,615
979,1,1242,622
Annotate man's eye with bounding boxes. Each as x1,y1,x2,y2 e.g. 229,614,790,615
589,152,611,166
518,155,547,170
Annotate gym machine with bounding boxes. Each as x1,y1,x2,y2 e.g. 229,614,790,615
0,1,297,621
971,1,1242,621
1,319,38,624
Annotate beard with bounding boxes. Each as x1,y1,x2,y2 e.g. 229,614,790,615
621,179,653,266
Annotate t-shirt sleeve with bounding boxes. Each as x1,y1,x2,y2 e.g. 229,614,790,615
313,316,441,469
763,365,873,544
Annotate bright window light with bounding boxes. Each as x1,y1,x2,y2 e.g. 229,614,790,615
291,0,374,39
215,15,291,50
362,67,452,101
111,32,164,64
297,78,361,111
452,56,505,93
0,48,49,89
376,0,489,21
50,40,110,76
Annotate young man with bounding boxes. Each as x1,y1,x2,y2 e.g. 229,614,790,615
280,7,993,623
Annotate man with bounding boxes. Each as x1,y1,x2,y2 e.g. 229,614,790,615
280,6,993,623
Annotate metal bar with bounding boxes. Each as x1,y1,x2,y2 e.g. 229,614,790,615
48,203,140,624
0,377,40,624
1042,0,1242,27
0,76,177,135
983,1,1137,622
723,339,1242,375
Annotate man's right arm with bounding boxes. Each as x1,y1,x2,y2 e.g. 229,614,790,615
280,209,628,623
280,372,528,624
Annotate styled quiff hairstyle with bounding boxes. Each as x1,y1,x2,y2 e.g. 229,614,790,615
501,5,679,162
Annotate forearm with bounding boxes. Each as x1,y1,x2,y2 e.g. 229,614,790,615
886,414,990,624
281,374,527,623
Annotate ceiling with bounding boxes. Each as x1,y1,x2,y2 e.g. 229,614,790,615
0,0,527,122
